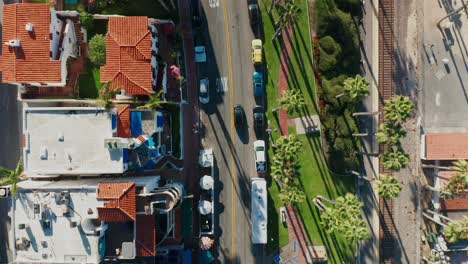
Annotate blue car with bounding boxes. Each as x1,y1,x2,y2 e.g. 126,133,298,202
253,71,263,97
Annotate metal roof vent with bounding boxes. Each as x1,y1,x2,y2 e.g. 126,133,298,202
25,23,34,32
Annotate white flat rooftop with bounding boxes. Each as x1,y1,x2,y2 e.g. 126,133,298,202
23,107,123,176
251,178,267,244
13,180,103,264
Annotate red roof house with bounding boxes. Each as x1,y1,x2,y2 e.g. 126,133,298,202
0,4,61,83
101,17,153,96
97,182,136,222
116,104,131,138
424,133,468,160
136,215,157,256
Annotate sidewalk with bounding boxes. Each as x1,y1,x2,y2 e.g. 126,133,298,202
178,0,201,262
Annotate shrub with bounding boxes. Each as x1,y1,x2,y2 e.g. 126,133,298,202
80,11,94,31
89,34,106,66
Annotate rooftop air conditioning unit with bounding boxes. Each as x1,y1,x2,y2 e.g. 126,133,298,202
25,23,34,32
5,39,21,47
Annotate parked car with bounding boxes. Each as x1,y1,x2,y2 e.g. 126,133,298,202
195,46,207,62
251,39,262,64
253,140,266,173
253,71,264,97
253,106,265,137
199,78,209,104
234,105,245,128
248,4,260,25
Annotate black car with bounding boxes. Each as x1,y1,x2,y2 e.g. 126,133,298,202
234,105,245,128
253,106,265,136
248,4,260,25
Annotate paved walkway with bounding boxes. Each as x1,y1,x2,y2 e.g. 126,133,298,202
178,0,201,262
277,24,310,264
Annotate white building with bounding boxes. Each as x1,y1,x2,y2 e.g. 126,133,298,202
251,178,267,244
11,176,183,263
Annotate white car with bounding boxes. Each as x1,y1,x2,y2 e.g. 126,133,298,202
199,78,209,104
254,140,266,172
195,46,206,62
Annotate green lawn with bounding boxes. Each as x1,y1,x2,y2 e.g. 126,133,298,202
260,0,356,262
78,59,102,99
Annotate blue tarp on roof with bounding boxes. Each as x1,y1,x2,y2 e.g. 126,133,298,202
130,111,143,137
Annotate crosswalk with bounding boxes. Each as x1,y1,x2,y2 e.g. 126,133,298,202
208,0,219,8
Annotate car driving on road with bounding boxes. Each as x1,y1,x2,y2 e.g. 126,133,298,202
234,105,245,128
199,78,209,104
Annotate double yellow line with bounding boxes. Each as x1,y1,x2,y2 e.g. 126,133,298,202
222,1,237,261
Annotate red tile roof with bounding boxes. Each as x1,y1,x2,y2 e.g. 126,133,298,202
425,133,468,160
439,171,468,211
97,182,136,222
136,215,156,256
116,104,130,138
0,4,61,83
101,17,153,95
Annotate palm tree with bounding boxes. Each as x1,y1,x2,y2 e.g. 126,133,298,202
313,193,369,242
375,123,406,146
443,173,468,196
383,96,414,122
278,185,306,205
137,90,167,110
272,0,301,41
375,174,402,199
450,159,468,174
278,89,305,113
0,159,23,197
98,82,120,110
271,135,303,186
382,149,410,171
335,74,369,100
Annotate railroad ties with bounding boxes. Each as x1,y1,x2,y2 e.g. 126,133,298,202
378,0,396,263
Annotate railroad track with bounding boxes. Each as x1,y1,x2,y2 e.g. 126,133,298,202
378,0,396,263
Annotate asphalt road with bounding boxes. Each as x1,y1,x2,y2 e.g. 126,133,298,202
198,0,265,263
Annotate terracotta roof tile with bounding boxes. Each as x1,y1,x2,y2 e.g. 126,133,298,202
100,17,152,95
116,105,130,138
97,182,136,222
136,215,156,256
0,4,61,83
425,133,468,160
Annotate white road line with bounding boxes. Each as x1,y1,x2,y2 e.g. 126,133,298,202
435,92,440,106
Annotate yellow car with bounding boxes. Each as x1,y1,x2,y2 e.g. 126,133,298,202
251,39,262,64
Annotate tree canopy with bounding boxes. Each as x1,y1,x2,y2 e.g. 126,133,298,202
89,34,106,66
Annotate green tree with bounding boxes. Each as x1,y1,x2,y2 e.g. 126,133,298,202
278,89,305,113
272,0,301,40
271,135,303,186
375,123,406,146
0,159,23,197
137,91,167,110
98,82,120,110
442,173,468,198
336,74,369,100
278,185,306,205
383,96,414,122
375,174,402,199
80,11,94,31
89,34,106,66
314,193,369,242
382,149,410,171
450,159,468,174
444,216,468,243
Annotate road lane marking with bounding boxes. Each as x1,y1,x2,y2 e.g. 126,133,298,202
435,92,440,106
222,1,236,261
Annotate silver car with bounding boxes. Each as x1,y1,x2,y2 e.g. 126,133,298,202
199,78,209,104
